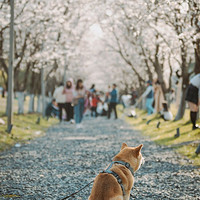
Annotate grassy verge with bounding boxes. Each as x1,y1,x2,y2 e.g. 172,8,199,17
0,113,58,152
119,105,200,166
0,96,58,152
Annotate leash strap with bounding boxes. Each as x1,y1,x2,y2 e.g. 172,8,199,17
61,161,135,199
60,180,94,200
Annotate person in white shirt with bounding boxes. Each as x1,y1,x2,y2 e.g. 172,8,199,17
185,73,200,130
53,83,67,122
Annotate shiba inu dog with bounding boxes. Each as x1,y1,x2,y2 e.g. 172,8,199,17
89,143,144,200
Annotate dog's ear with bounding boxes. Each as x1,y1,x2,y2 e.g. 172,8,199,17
121,143,128,150
135,144,143,157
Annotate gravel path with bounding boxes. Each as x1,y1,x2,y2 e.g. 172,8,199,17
0,117,200,200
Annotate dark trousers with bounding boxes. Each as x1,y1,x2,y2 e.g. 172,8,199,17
58,103,67,122
91,106,97,117
108,102,118,119
66,103,74,121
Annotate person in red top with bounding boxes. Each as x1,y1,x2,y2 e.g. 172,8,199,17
91,93,98,117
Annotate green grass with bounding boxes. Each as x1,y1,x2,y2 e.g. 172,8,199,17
119,105,200,166
0,96,58,152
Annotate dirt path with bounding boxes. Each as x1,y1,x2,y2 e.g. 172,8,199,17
0,117,200,200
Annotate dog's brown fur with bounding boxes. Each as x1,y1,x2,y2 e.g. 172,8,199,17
89,143,144,200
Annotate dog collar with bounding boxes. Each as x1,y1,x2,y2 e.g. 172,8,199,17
113,161,135,176
100,161,134,196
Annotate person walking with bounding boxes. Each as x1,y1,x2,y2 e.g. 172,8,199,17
136,80,154,115
63,80,74,123
185,73,200,130
73,79,86,128
107,84,118,119
53,83,67,122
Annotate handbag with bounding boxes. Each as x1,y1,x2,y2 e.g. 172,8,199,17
72,98,79,106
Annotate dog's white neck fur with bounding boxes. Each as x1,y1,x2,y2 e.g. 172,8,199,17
137,157,145,171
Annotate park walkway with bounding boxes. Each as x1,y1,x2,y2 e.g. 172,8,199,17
0,117,200,200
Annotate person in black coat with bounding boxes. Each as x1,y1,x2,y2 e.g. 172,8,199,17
185,73,200,130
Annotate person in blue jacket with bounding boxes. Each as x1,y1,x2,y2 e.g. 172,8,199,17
108,84,118,119
135,80,155,115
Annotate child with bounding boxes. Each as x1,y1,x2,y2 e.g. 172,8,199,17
45,99,59,119
91,93,98,117
160,101,173,121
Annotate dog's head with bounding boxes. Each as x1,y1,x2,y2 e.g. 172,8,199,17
114,143,144,172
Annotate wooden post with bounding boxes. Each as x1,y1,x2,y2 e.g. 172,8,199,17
41,67,46,118
7,0,14,132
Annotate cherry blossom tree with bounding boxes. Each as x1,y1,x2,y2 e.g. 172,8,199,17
0,0,199,118
97,0,199,119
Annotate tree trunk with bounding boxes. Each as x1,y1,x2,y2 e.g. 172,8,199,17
28,94,35,113
14,70,20,91
0,31,8,89
36,95,41,113
175,46,190,120
174,87,187,121
22,62,31,91
154,56,167,94
2,71,7,91
16,91,24,114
